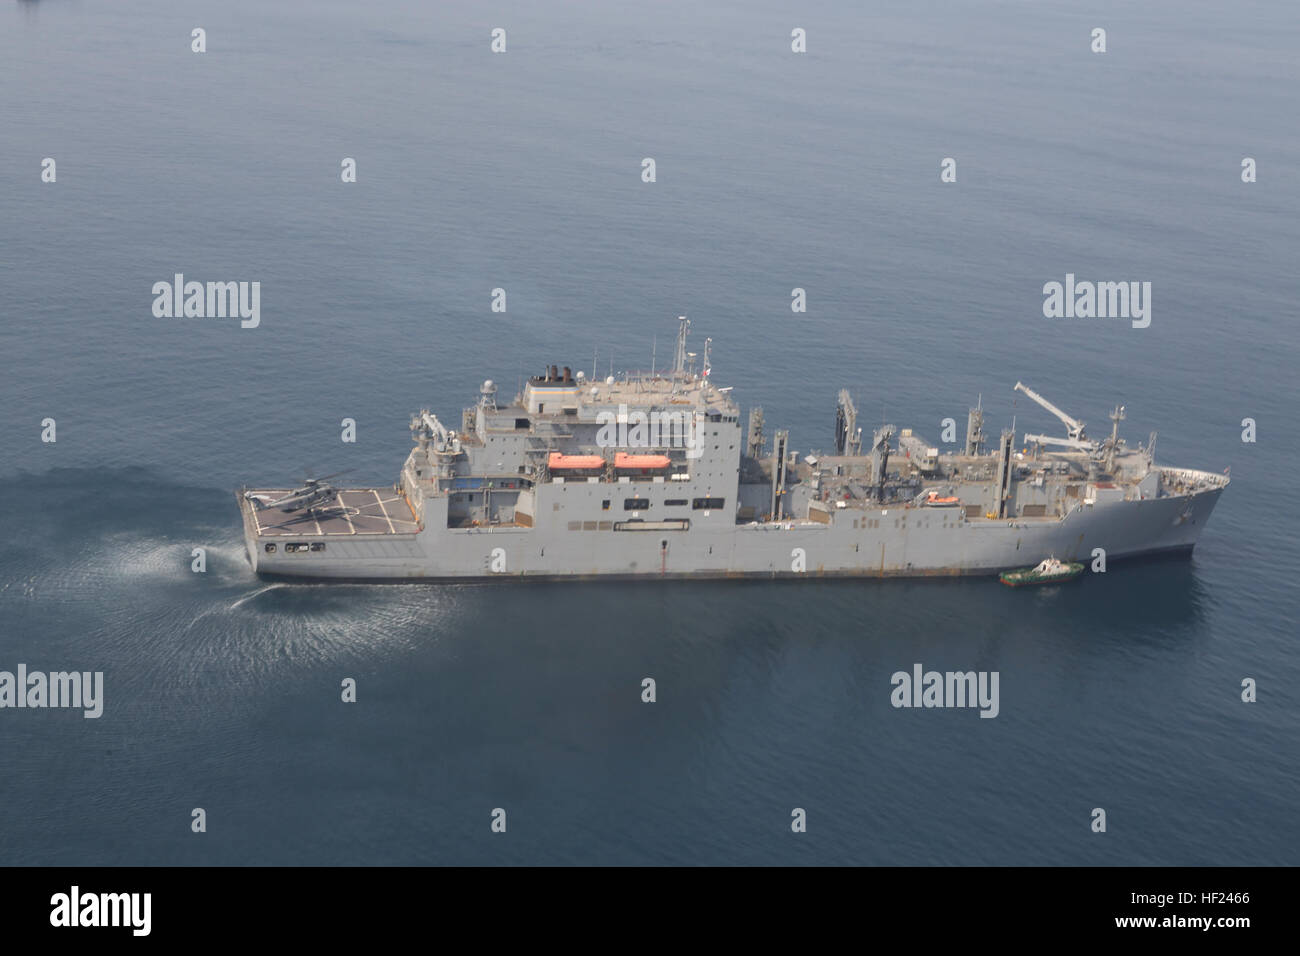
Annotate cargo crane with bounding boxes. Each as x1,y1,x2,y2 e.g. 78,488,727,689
868,424,895,500
834,389,863,456
746,407,765,459
1014,381,1095,452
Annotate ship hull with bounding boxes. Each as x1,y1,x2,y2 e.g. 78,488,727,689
238,477,1225,582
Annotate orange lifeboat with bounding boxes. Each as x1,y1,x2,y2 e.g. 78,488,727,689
614,452,671,470
922,491,961,506
548,453,605,470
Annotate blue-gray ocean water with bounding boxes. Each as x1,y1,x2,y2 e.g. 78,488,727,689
2,0,1298,865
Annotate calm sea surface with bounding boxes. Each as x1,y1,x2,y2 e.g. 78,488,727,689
1,0,1297,864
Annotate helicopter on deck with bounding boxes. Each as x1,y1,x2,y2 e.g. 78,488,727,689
243,473,346,513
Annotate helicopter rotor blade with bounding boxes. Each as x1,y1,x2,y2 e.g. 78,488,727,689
298,469,351,485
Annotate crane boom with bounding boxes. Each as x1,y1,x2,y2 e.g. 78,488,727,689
1022,432,1094,451
1014,382,1087,441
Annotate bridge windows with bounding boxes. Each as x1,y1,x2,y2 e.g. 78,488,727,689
624,498,651,511
692,497,725,510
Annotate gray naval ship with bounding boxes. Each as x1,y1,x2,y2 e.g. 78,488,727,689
238,319,1228,581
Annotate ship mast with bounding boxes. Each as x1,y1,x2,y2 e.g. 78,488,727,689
964,396,985,456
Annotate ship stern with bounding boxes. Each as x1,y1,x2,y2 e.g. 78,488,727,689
235,489,263,573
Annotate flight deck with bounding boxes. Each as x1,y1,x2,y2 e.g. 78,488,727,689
242,488,420,537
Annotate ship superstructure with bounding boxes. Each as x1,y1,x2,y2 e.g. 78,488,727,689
238,319,1228,580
